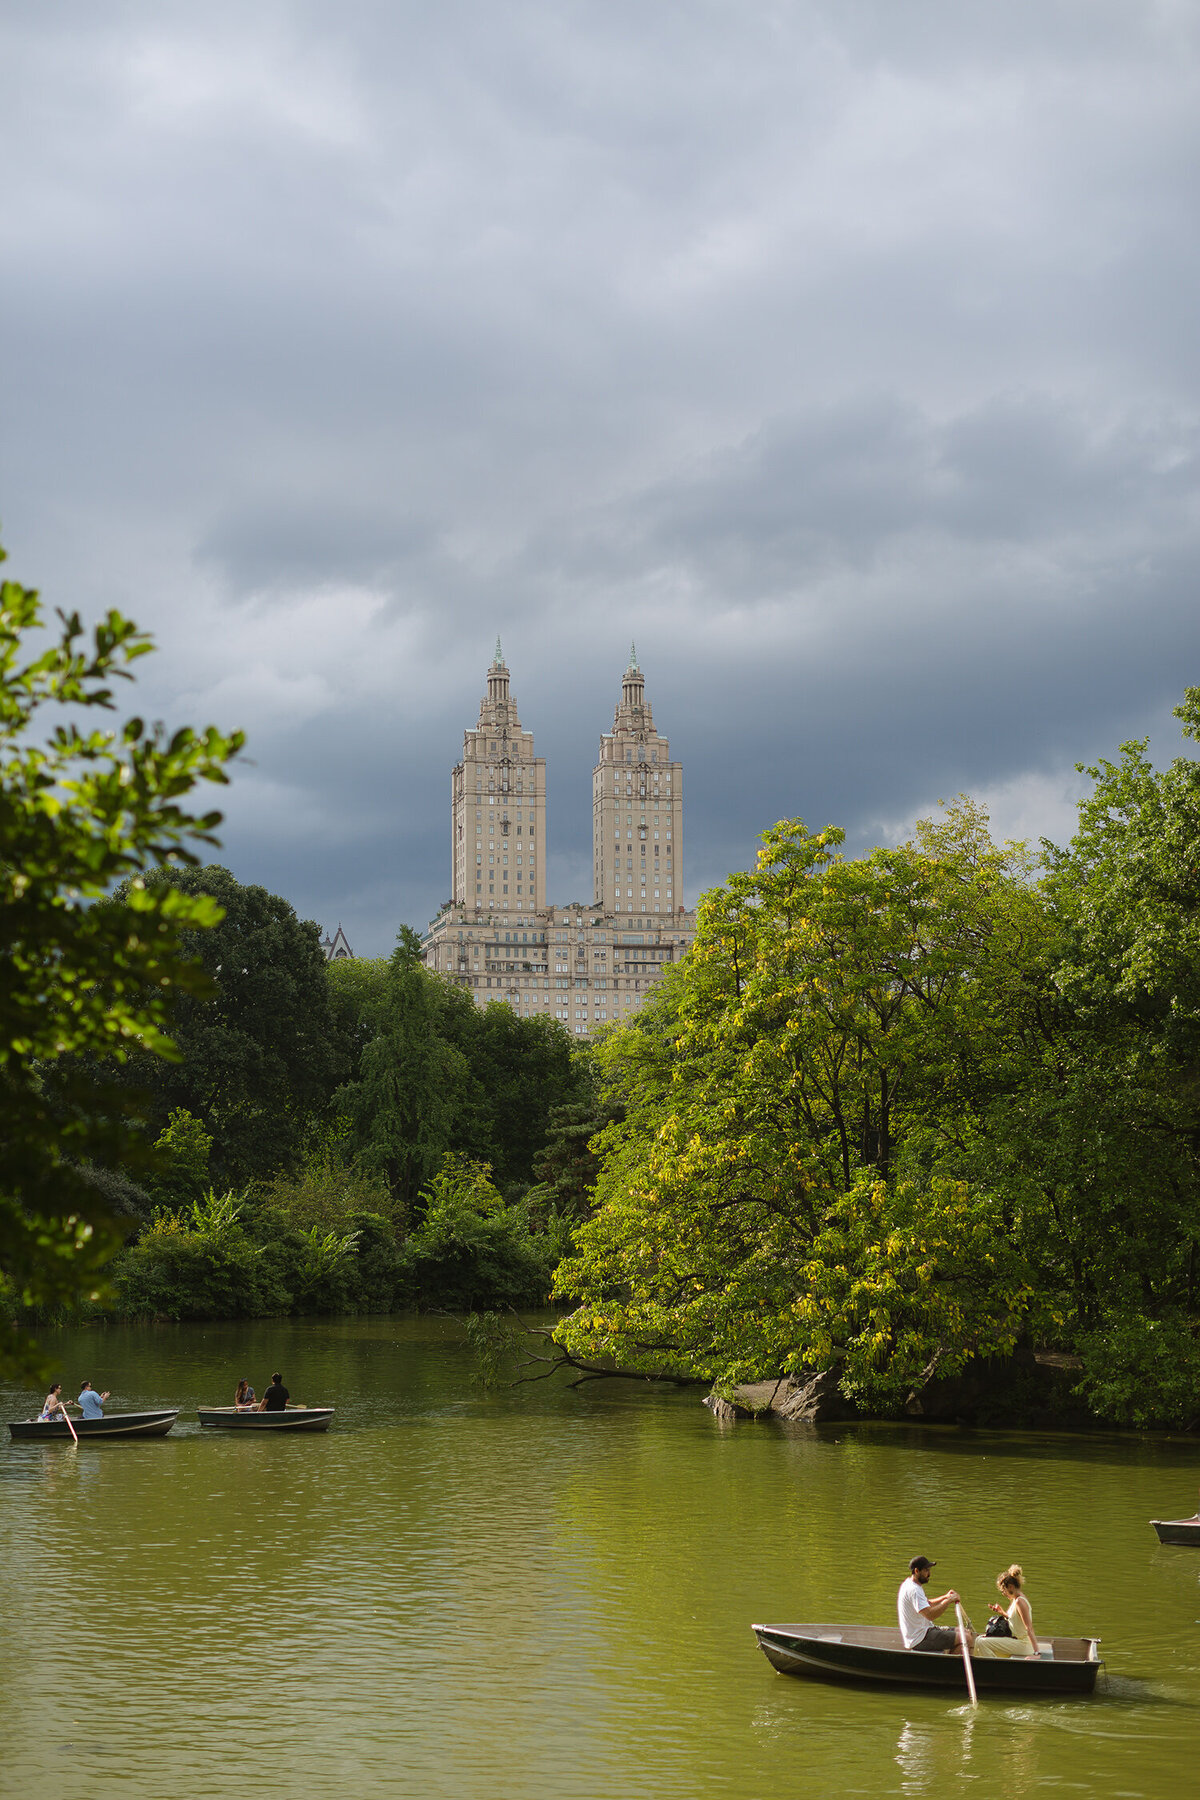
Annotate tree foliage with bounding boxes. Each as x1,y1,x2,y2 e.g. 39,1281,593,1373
105,864,339,1184
146,1108,214,1210
524,1094,618,1226
554,804,1043,1400
336,928,589,1205
340,927,473,1208
400,1153,556,1310
555,718,1200,1425
0,547,242,1378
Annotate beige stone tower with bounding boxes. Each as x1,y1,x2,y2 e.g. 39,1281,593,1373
451,641,547,916
592,646,683,920
425,642,694,1040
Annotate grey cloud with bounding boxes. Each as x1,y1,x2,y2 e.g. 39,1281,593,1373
622,395,1200,580
2,2,1199,950
197,502,440,590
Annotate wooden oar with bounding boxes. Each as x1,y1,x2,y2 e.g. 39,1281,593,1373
955,1603,978,1706
60,1403,79,1445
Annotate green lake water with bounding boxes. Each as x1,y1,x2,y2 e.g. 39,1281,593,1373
3,1315,1200,1800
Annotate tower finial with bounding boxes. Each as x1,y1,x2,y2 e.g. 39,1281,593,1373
628,640,639,671
494,635,503,665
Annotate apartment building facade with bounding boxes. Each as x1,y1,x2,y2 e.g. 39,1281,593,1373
422,644,696,1037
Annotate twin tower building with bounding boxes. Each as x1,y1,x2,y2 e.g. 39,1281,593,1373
421,644,697,1037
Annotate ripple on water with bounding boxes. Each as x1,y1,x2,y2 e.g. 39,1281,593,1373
4,1315,1200,1800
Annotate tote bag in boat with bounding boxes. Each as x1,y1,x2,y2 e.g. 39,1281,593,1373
983,1614,1014,1638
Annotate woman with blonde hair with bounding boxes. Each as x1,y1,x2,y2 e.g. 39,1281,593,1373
982,1564,1042,1659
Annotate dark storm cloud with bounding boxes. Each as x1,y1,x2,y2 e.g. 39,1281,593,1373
2,1,1199,949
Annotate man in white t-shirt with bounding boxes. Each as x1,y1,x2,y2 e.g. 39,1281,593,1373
897,1556,975,1654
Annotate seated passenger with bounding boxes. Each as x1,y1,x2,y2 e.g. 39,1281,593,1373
978,1564,1042,1659
258,1373,289,1412
38,1382,68,1422
77,1381,110,1419
234,1378,256,1410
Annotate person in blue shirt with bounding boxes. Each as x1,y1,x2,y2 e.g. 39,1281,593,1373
77,1381,110,1420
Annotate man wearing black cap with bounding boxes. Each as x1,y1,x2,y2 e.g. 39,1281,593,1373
897,1556,975,1654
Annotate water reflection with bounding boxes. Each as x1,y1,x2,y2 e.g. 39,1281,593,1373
3,1316,1200,1800
897,1707,1054,1795
895,1717,941,1791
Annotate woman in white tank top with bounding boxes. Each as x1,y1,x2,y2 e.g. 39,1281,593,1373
976,1563,1041,1659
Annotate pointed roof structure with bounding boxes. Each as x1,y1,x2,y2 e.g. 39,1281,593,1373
320,923,355,961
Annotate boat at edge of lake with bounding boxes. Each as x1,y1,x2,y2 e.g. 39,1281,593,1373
197,1406,334,1431
1150,1516,1200,1545
7,1409,179,1441
752,1622,1102,1694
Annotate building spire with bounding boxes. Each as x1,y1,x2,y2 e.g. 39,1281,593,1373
485,638,511,707
627,640,639,671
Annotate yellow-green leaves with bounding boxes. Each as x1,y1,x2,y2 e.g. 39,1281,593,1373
554,807,1045,1399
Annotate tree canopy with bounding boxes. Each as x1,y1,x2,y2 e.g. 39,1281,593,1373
554,720,1200,1426
335,927,591,1210
0,545,242,1378
105,864,339,1184
553,803,1042,1402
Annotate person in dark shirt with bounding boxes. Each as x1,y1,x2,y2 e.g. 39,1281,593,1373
258,1373,289,1412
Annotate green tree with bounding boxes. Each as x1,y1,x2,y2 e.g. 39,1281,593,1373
524,1094,617,1225
439,998,589,1191
112,1187,287,1321
554,807,1045,1398
109,865,339,1184
341,927,471,1209
326,954,390,1073
1011,691,1200,1418
0,546,242,1377
146,1108,213,1210
258,1155,400,1234
401,1152,554,1309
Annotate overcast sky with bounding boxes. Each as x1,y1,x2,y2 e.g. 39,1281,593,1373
3,1,1199,953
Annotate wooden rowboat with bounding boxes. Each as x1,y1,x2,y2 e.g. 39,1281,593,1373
8,1409,179,1441
197,1405,334,1432
752,1622,1103,1695
1150,1516,1200,1545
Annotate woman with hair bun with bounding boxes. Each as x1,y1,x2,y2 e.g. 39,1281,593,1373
986,1565,1042,1659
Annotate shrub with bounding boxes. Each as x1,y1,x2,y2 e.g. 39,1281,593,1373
400,1154,555,1310
111,1189,289,1320
259,1158,401,1232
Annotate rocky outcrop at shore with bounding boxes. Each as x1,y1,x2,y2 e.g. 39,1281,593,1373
703,1368,859,1425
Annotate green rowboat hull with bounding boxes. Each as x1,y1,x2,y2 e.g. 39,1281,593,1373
753,1623,1101,1694
8,1410,178,1441
197,1406,334,1431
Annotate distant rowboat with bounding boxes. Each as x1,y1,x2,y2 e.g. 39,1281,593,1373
752,1623,1102,1694
8,1410,178,1441
1150,1516,1200,1545
197,1405,334,1432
